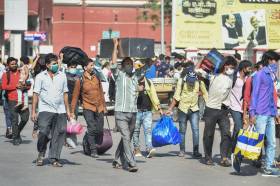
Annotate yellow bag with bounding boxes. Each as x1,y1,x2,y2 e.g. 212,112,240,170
234,126,264,160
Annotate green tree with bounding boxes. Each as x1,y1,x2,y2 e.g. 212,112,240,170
139,0,172,30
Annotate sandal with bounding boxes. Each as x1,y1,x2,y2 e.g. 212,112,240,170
36,157,43,166
112,161,122,169
52,161,63,167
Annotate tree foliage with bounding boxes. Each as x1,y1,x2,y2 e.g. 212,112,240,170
139,0,172,30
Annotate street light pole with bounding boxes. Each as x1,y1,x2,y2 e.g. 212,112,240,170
161,0,165,55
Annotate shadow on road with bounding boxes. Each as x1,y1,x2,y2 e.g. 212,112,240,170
32,159,81,166
154,151,178,158
230,164,259,176
4,139,33,144
97,158,146,164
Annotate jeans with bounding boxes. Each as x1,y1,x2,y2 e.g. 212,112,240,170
37,112,67,160
3,99,12,128
255,115,276,169
229,109,243,151
203,107,231,159
8,100,29,140
83,110,104,153
114,112,136,168
132,111,153,150
198,96,205,119
178,109,200,152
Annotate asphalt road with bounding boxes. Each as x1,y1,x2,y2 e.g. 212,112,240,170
0,110,279,186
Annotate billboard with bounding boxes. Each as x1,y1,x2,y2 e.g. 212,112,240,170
4,0,28,30
175,0,280,49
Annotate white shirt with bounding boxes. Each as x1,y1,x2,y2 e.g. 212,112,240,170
33,70,68,114
206,74,233,110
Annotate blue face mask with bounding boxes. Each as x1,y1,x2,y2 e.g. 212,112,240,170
269,63,278,73
49,64,59,74
68,68,77,75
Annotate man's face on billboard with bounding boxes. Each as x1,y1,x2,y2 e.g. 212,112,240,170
227,14,236,26
251,17,259,30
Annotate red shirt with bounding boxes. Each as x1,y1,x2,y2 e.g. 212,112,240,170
243,74,278,111
1,70,21,101
243,76,252,110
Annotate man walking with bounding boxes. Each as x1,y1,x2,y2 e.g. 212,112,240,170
32,53,70,167
196,56,237,166
1,57,30,145
167,66,207,158
250,51,280,177
111,39,139,172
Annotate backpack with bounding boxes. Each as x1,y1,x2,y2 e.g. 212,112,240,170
175,79,202,107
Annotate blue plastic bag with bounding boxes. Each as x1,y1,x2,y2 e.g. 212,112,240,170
152,115,181,147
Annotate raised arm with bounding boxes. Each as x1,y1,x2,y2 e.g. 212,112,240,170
112,39,118,65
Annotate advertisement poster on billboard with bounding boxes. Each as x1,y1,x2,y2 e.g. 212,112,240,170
174,0,280,49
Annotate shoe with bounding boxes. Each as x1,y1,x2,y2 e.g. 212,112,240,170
13,139,20,146
134,148,143,157
231,154,241,173
193,151,202,159
36,153,44,166
90,152,99,158
112,161,122,169
262,168,280,177
146,148,156,158
5,128,12,139
18,136,22,144
127,166,138,173
193,145,202,159
178,151,185,157
220,158,231,167
203,157,215,166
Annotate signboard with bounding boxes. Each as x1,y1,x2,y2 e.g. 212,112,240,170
175,0,280,49
4,0,28,30
24,32,47,41
39,45,53,54
102,31,120,39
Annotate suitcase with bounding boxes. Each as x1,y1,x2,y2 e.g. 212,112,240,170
100,38,155,58
83,115,113,155
199,48,224,74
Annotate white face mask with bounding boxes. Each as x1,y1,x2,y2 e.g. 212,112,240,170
225,68,234,76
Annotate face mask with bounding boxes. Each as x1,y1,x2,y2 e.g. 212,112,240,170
49,64,59,74
225,68,234,76
269,63,278,73
124,65,133,75
68,68,77,75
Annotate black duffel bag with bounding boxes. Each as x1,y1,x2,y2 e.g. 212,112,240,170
60,46,89,66
83,115,113,155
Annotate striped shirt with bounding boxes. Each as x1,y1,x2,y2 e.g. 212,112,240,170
112,64,138,113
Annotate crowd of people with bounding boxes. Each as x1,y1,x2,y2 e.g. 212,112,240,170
0,40,280,176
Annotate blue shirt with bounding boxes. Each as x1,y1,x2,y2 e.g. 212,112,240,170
33,70,68,114
145,64,156,79
157,62,170,77
249,67,277,117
